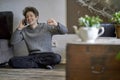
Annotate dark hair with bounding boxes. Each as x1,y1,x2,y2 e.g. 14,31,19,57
23,6,39,17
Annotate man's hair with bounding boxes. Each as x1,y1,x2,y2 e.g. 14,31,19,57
23,6,39,17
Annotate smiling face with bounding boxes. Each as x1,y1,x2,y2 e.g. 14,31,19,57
25,11,38,26
23,7,39,27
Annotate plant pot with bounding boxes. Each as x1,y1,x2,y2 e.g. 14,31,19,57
115,24,120,38
73,26,104,43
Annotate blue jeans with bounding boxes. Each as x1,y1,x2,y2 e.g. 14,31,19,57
8,52,61,68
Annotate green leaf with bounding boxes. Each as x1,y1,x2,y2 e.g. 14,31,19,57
111,11,120,23
78,15,103,27
115,51,120,60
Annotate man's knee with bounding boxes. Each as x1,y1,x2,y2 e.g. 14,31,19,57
54,54,61,64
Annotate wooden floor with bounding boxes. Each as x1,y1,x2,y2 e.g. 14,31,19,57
0,64,65,80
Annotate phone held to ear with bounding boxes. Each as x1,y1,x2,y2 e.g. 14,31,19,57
23,19,30,27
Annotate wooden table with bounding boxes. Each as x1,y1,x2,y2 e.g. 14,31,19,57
66,37,120,80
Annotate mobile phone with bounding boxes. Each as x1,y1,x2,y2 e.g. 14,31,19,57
22,19,27,25
22,19,29,27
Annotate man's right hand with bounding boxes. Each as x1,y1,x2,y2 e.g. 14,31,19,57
17,19,26,30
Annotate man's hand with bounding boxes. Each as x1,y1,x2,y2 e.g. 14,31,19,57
47,18,58,26
17,19,26,30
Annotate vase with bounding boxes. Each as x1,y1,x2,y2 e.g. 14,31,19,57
115,24,120,38
73,26,104,43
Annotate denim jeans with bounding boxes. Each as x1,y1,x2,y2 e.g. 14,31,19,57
8,52,61,68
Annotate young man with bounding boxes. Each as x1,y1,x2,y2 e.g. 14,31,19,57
9,6,68,69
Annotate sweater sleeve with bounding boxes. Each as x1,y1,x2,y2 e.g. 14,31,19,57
10,29,24,45
49,22,68,34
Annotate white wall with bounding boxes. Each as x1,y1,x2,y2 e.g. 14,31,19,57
0,0,66,31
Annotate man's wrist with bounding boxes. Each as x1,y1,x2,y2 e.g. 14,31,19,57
17,27,23,30
54,22,58,27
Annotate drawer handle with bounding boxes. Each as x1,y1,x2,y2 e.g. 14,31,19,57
91,64,105,74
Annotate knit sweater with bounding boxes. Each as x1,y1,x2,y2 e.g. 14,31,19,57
10,23,68,54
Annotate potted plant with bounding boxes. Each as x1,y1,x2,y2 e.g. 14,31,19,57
73,15,104,43
111,11,120,38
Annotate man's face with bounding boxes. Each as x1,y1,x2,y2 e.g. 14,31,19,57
25,11,38,25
